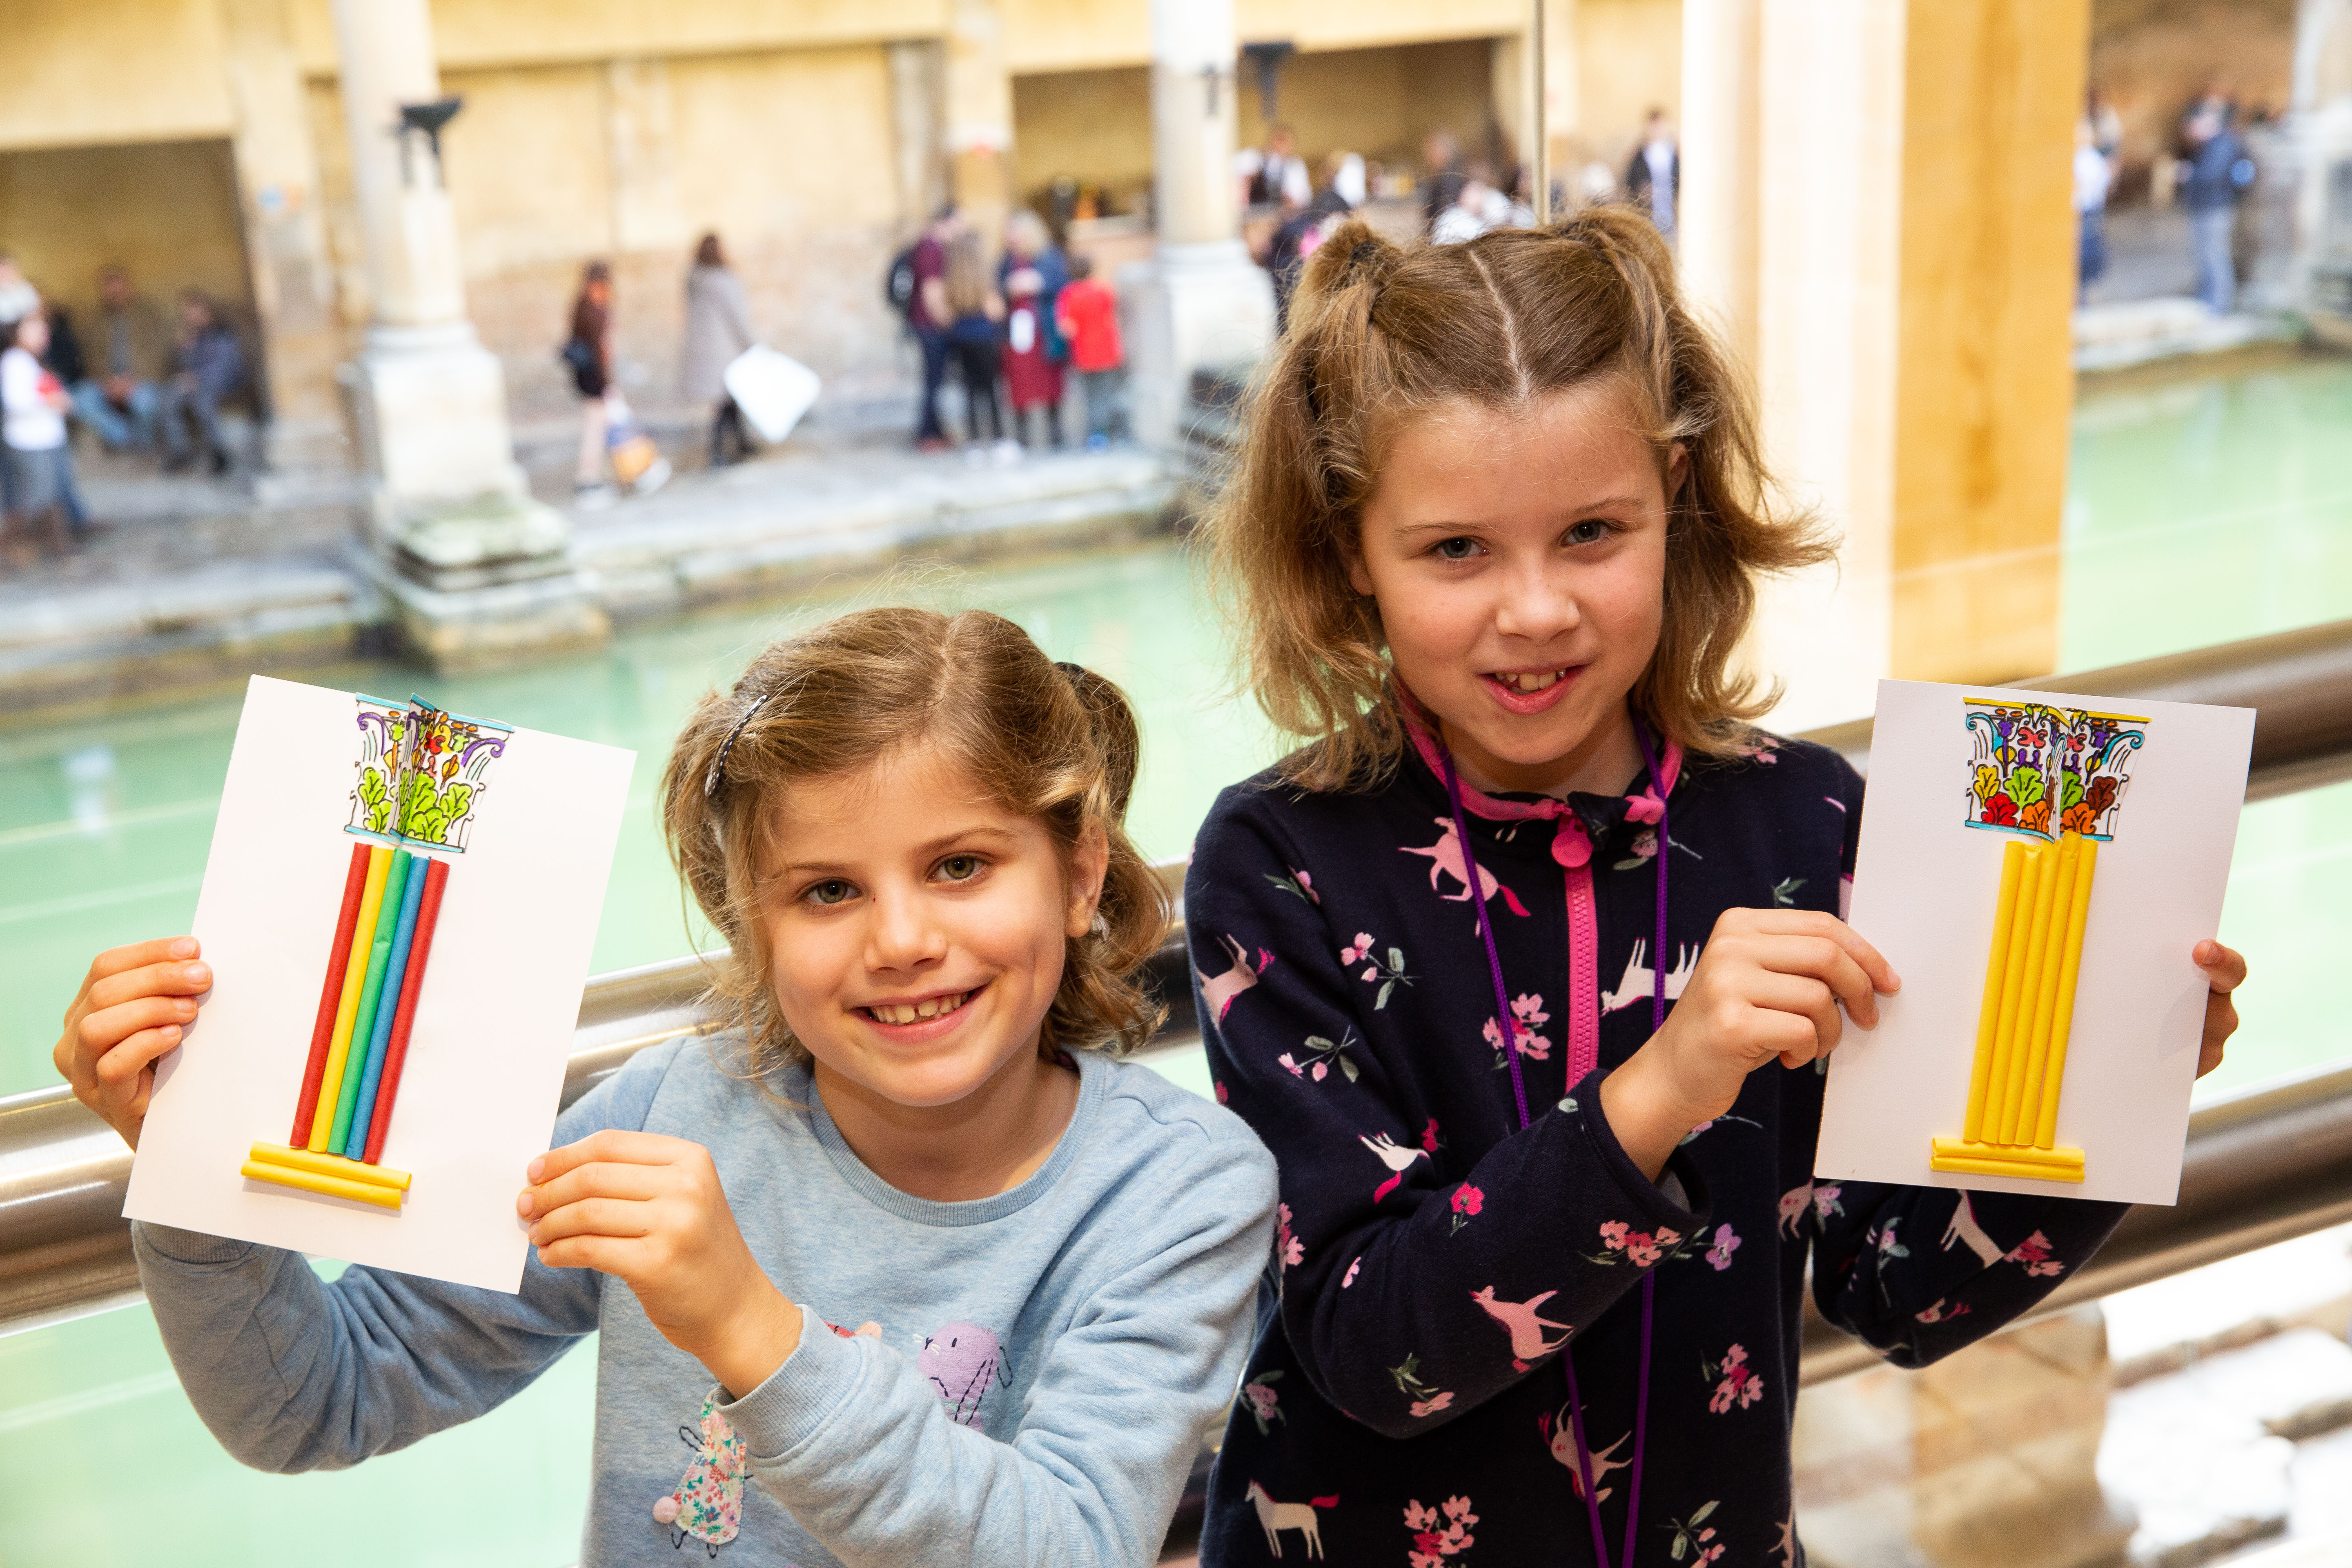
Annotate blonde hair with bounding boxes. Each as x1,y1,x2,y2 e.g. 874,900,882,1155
1209,207,1833,792
661,608,1168,1075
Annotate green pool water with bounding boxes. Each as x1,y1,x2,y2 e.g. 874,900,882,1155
3,355,2349,1565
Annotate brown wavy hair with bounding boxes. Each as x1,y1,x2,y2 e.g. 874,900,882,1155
661,607,1169,1075
1208,205,1833,792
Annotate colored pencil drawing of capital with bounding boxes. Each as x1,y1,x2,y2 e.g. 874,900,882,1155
1963,698,2145,842
345,693,514,853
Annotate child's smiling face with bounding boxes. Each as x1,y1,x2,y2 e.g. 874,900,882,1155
1349,381,1676,796
759,745,1105,1113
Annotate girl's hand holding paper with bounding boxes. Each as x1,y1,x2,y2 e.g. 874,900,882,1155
53,936,212,1151
2194,938,2246,1078
1602,907,1900,1179
520,1129,802,1398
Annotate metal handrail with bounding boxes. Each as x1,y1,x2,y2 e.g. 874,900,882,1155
7,617,2352,1352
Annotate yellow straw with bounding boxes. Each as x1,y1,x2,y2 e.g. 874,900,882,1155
2035,836,2099,1149
2015,833,2080,1144
309,845,392,1151
1996,843,2062,1145
241,1158,404,1209
246,1141,411,1192
1930,1137,2083,1171
1928,1153,2086,1185
1963,841,2027,1143
1986,846,2045,1142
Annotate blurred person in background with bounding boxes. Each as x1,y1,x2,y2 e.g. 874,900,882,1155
2180,102,2254,313
1624,108,1680,238
0,252,37,329
3,310,89,550
157,290,245,476
1419,129,1467,236
941,229,1012,463
1241,123,1312,209
2074,117,2112,306
999,212,1069,451
70,266,168,452
2087,86,2122,160
682,232,756,468
904,206,960,453
563,261,615,499
1055,253,1125,449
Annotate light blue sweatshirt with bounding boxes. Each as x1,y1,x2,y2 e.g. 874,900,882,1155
133,1038,1278,1566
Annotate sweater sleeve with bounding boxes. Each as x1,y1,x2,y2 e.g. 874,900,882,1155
1189,799,1706,1439
720,1127,1276,1568
130,1043,675,1472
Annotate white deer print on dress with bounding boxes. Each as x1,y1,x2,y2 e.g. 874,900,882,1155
1196,933,1273,1026
1539,1406,1632,1501
1245,1480,1337,1559
1358,1131,1431,1203
1401,819,1532,913
1471,1285,1574,1370
1600,939,1699,1015
1940,1190,2003,1265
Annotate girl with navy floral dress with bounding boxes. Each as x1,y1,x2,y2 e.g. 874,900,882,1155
1188,211,2249,1566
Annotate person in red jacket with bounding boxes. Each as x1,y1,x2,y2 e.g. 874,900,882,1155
1054,255,1126,448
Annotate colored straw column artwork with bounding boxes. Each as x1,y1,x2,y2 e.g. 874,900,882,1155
241,694,511,1209
1931,698,2148,1183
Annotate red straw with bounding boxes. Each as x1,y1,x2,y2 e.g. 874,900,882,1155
362,856,448,1167
291,842,373,1145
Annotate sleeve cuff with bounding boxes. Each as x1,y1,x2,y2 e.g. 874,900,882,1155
131,1220,261,1268
1563,1067,1713,1239
717,1304,868,1463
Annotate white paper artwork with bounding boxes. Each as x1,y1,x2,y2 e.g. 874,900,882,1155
1814,679,2252,1207
124,676,636,1292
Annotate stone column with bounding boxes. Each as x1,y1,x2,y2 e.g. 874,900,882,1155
218,0,344,476
1123,0,1276,454
328,0,581,634
1682,0,2082,731
945,0,1014,251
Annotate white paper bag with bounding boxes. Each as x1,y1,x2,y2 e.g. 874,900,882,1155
722,344,821,445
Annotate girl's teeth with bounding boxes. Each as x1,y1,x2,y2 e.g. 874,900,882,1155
1503,670,1564,694
872,992,967,1025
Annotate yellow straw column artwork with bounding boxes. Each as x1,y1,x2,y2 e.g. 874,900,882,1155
1932,699,2145,1184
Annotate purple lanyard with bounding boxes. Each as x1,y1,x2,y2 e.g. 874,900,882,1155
1439,721,1669,1568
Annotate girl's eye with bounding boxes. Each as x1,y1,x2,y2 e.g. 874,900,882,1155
804,879,857,906
1565,519,1614,546
1432,537,1484,562
934,854,984,883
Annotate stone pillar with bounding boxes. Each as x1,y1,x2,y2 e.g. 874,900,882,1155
2290,0,2352,341
218,0,345,475
1123,0,1276,454
945,0,1014,250
1682,0,2083,731
327,0,598,666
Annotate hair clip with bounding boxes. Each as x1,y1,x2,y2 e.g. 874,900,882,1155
703,691,773,800
1055,661,1089,684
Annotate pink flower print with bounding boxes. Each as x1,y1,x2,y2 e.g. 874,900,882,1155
1278,1053,1304,1076
1705,1223,1741,1271
1241,1371,1286,1433
1594,1220,1675,1267
1342,1255,1361,1288
1214,1080,1228,1103
1627,828,1659,862
1625,788,1665,825
1449,1183,1483,1236
1421,1118,1442,1154
1510,992,1550,1027
1666,1503,1726,1561
1481,1013,1553,1062
1706,1344,1764,1414
1275,1203,1305,1271
1812,1183,1845,1223
1599,1220,1630,1249
1312,1062,1328,1081
1917,1297,1973,1324
1409,1390,1456,1419
1338,931,1376,965
1362,965,1380,980
1295,870,1315,900
2004,1229,2064,1277
1403,1495,1479,1560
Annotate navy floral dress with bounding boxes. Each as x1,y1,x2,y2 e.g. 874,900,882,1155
1187,722,2125,1566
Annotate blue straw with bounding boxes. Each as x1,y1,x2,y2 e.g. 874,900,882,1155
343,855,428,1158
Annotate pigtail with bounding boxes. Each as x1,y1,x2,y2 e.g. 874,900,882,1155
1042,660,1168,1057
